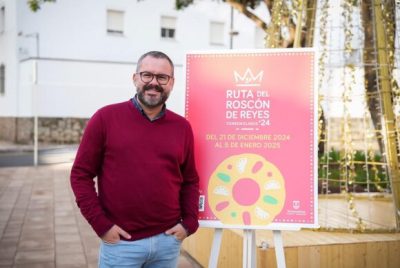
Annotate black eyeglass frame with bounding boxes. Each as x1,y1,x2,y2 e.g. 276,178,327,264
136,72,173,85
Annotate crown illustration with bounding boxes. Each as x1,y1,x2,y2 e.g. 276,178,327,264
233,68,264,87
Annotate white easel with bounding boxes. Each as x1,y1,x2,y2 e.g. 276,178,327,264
208,228,287,268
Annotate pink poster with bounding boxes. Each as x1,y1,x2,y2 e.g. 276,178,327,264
185,50,318,229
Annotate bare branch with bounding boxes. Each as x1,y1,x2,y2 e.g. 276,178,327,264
226,0,268,31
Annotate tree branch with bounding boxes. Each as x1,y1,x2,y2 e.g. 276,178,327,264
226,0,268,31
263,0,273,11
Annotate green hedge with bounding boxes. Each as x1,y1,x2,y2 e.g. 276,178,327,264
318,149,388,193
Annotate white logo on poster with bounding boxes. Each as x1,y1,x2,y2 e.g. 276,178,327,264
292,200,300,210
234,68,263,87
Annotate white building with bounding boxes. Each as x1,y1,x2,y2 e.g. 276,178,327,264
0,0,268,143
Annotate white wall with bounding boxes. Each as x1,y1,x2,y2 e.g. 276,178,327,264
17,58,186,118
0,0,267,118
0,0,19,116
16,0,265,62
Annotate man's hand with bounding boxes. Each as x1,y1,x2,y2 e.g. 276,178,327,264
101,225,131,244
165,223,188,241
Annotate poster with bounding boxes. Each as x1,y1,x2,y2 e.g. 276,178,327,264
185,49,318,229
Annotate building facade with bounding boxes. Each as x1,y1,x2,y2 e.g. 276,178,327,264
0,0,268,143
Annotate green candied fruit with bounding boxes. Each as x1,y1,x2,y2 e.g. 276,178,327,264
231,212,237,218
217,172,231,182
263,195,278,205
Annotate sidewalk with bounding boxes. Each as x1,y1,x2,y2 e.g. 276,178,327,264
0,163,202,268
0,141,78,153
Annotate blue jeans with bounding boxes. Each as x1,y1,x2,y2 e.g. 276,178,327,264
98,233,182,268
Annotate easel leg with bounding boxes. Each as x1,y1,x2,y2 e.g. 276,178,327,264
208,228,223,268
243,229,256,268
273,230,286,268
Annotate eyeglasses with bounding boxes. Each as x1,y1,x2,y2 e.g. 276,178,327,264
137,72,173,85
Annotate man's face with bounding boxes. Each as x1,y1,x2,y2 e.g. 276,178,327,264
133,56,174,109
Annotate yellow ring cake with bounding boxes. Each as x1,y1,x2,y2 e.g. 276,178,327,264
208,153,286,225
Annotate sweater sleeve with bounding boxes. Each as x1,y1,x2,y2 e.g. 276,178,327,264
70,110,114,237
179,123,200,235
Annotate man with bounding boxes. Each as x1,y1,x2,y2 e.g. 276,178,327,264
70,51,199,267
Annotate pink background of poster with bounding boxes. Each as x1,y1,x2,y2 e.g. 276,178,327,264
185,50,318,229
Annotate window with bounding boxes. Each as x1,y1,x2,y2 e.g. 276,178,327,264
107,10,124,35
0,6,5,34
0,64,5,95
210,21,224,45
161,16,176,40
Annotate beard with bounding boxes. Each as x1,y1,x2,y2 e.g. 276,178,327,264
137,84,169,108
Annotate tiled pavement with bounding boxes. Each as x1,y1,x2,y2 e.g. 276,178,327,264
0,163,201,268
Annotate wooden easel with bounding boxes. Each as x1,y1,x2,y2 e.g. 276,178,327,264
208,228,287,268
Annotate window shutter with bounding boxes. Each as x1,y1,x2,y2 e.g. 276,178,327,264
107,10,124,34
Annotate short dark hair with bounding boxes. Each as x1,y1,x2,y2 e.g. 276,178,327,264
136,51,174,76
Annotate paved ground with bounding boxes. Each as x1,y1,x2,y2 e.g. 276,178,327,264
0,142,78,167
0,163,202,268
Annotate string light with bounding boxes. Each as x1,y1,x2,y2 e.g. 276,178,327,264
265,0,289,48
264,0,399,233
